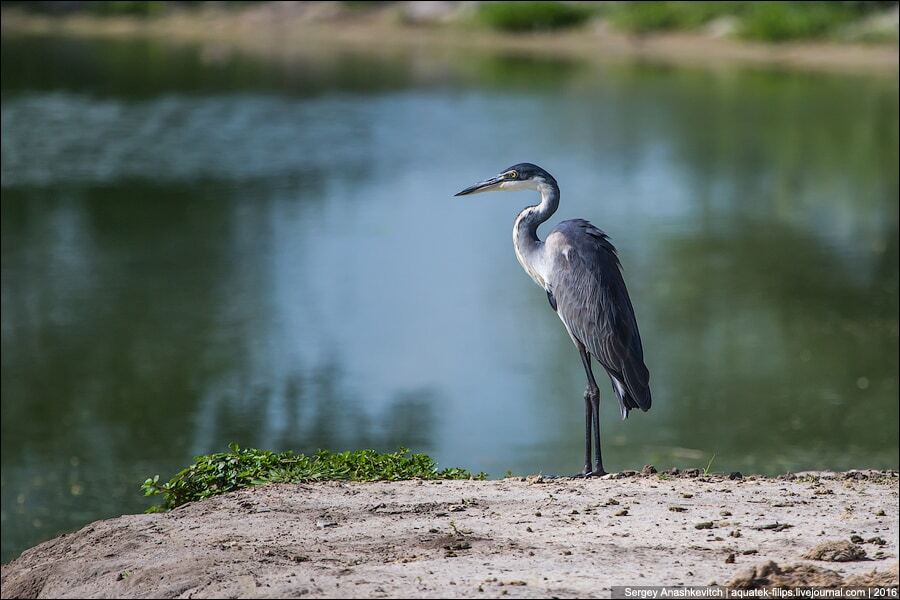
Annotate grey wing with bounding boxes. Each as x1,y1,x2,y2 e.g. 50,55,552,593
546,220,651,419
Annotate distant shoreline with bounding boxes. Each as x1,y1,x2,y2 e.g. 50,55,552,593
2,6,898,76
1,471,897,597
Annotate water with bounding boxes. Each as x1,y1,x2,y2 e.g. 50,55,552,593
1,34,897,563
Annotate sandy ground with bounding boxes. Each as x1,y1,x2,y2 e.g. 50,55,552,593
1,470,897,598
1,3,897,75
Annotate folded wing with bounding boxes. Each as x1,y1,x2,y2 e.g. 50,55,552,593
546,220,651,419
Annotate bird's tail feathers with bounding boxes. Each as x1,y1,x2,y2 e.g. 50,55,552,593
610,363,651,420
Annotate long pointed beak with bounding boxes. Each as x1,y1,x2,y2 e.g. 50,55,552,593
454,174,504,196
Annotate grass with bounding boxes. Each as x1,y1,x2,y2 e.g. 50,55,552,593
606,1,892,41
471,1,893,42
608,1,744,34
475,1,596,32
142,444,485,512
702,453,717,476
13,1,170,17
739,2,860,41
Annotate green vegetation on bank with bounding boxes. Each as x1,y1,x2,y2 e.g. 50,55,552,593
1,0,169,16
606,1,893,42
3,1,897,42
474,1,895,41
475,1,595,32
142,445,485,512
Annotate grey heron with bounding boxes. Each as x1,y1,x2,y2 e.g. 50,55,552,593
455,163,651,476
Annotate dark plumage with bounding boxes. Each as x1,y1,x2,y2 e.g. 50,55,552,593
546,219,651,419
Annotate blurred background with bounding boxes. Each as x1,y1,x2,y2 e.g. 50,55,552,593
1,0,898,563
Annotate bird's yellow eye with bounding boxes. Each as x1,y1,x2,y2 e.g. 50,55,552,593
506,171,518,180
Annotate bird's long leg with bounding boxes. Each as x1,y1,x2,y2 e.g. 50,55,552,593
577,340,602,477
590,384,606,477
582,391,592,476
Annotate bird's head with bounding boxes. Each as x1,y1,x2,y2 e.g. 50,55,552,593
454,162,556,196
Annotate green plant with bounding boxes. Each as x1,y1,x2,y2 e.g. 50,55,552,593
737,2,857,41
609,1,742,33
476,1,595,32
607,1,888,41
702,453,717,476
88,1,168,17
142,444,485,512
340,1,390,10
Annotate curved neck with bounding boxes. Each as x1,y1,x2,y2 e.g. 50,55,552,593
513,179,559,288
514,180,559,247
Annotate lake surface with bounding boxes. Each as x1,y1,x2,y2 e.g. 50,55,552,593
1,33,898,562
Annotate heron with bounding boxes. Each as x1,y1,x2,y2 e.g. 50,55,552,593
455,163,651,477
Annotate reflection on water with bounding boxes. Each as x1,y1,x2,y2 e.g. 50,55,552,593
2,34,898,562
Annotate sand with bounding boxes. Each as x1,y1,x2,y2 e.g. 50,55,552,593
1,470,897,598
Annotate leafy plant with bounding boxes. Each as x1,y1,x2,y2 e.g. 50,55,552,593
89,1,167,17
607,1,887,41
738,2,857,41
476,1,595,32
609,1,743,33
142,444,485,512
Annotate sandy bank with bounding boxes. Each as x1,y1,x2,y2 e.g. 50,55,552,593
1,471,897,598
1,4,898,76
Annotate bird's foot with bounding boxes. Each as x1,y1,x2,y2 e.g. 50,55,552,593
569,466,591,478
570,466,605,479
570,468,608,479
